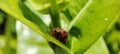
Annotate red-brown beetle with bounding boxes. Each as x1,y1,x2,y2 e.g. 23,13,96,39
50,28,68,43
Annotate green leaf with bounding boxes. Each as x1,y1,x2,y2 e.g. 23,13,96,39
27,0,70,14
19,1,49,33
67,0,120,53
68,0,88,18
104,27,120,54
105,29,120,44
85,37,109,54
61,0,88,23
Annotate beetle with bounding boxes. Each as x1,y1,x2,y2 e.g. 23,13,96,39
50,28,68,43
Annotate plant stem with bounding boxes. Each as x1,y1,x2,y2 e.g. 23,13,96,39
49,0,61,28
4,16,13,54
63,8,73,22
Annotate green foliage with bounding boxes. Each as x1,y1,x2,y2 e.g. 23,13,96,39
27,0,70,14
19,1,49,33
67,0,120,53
85,37,109,54
0,0,120,54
